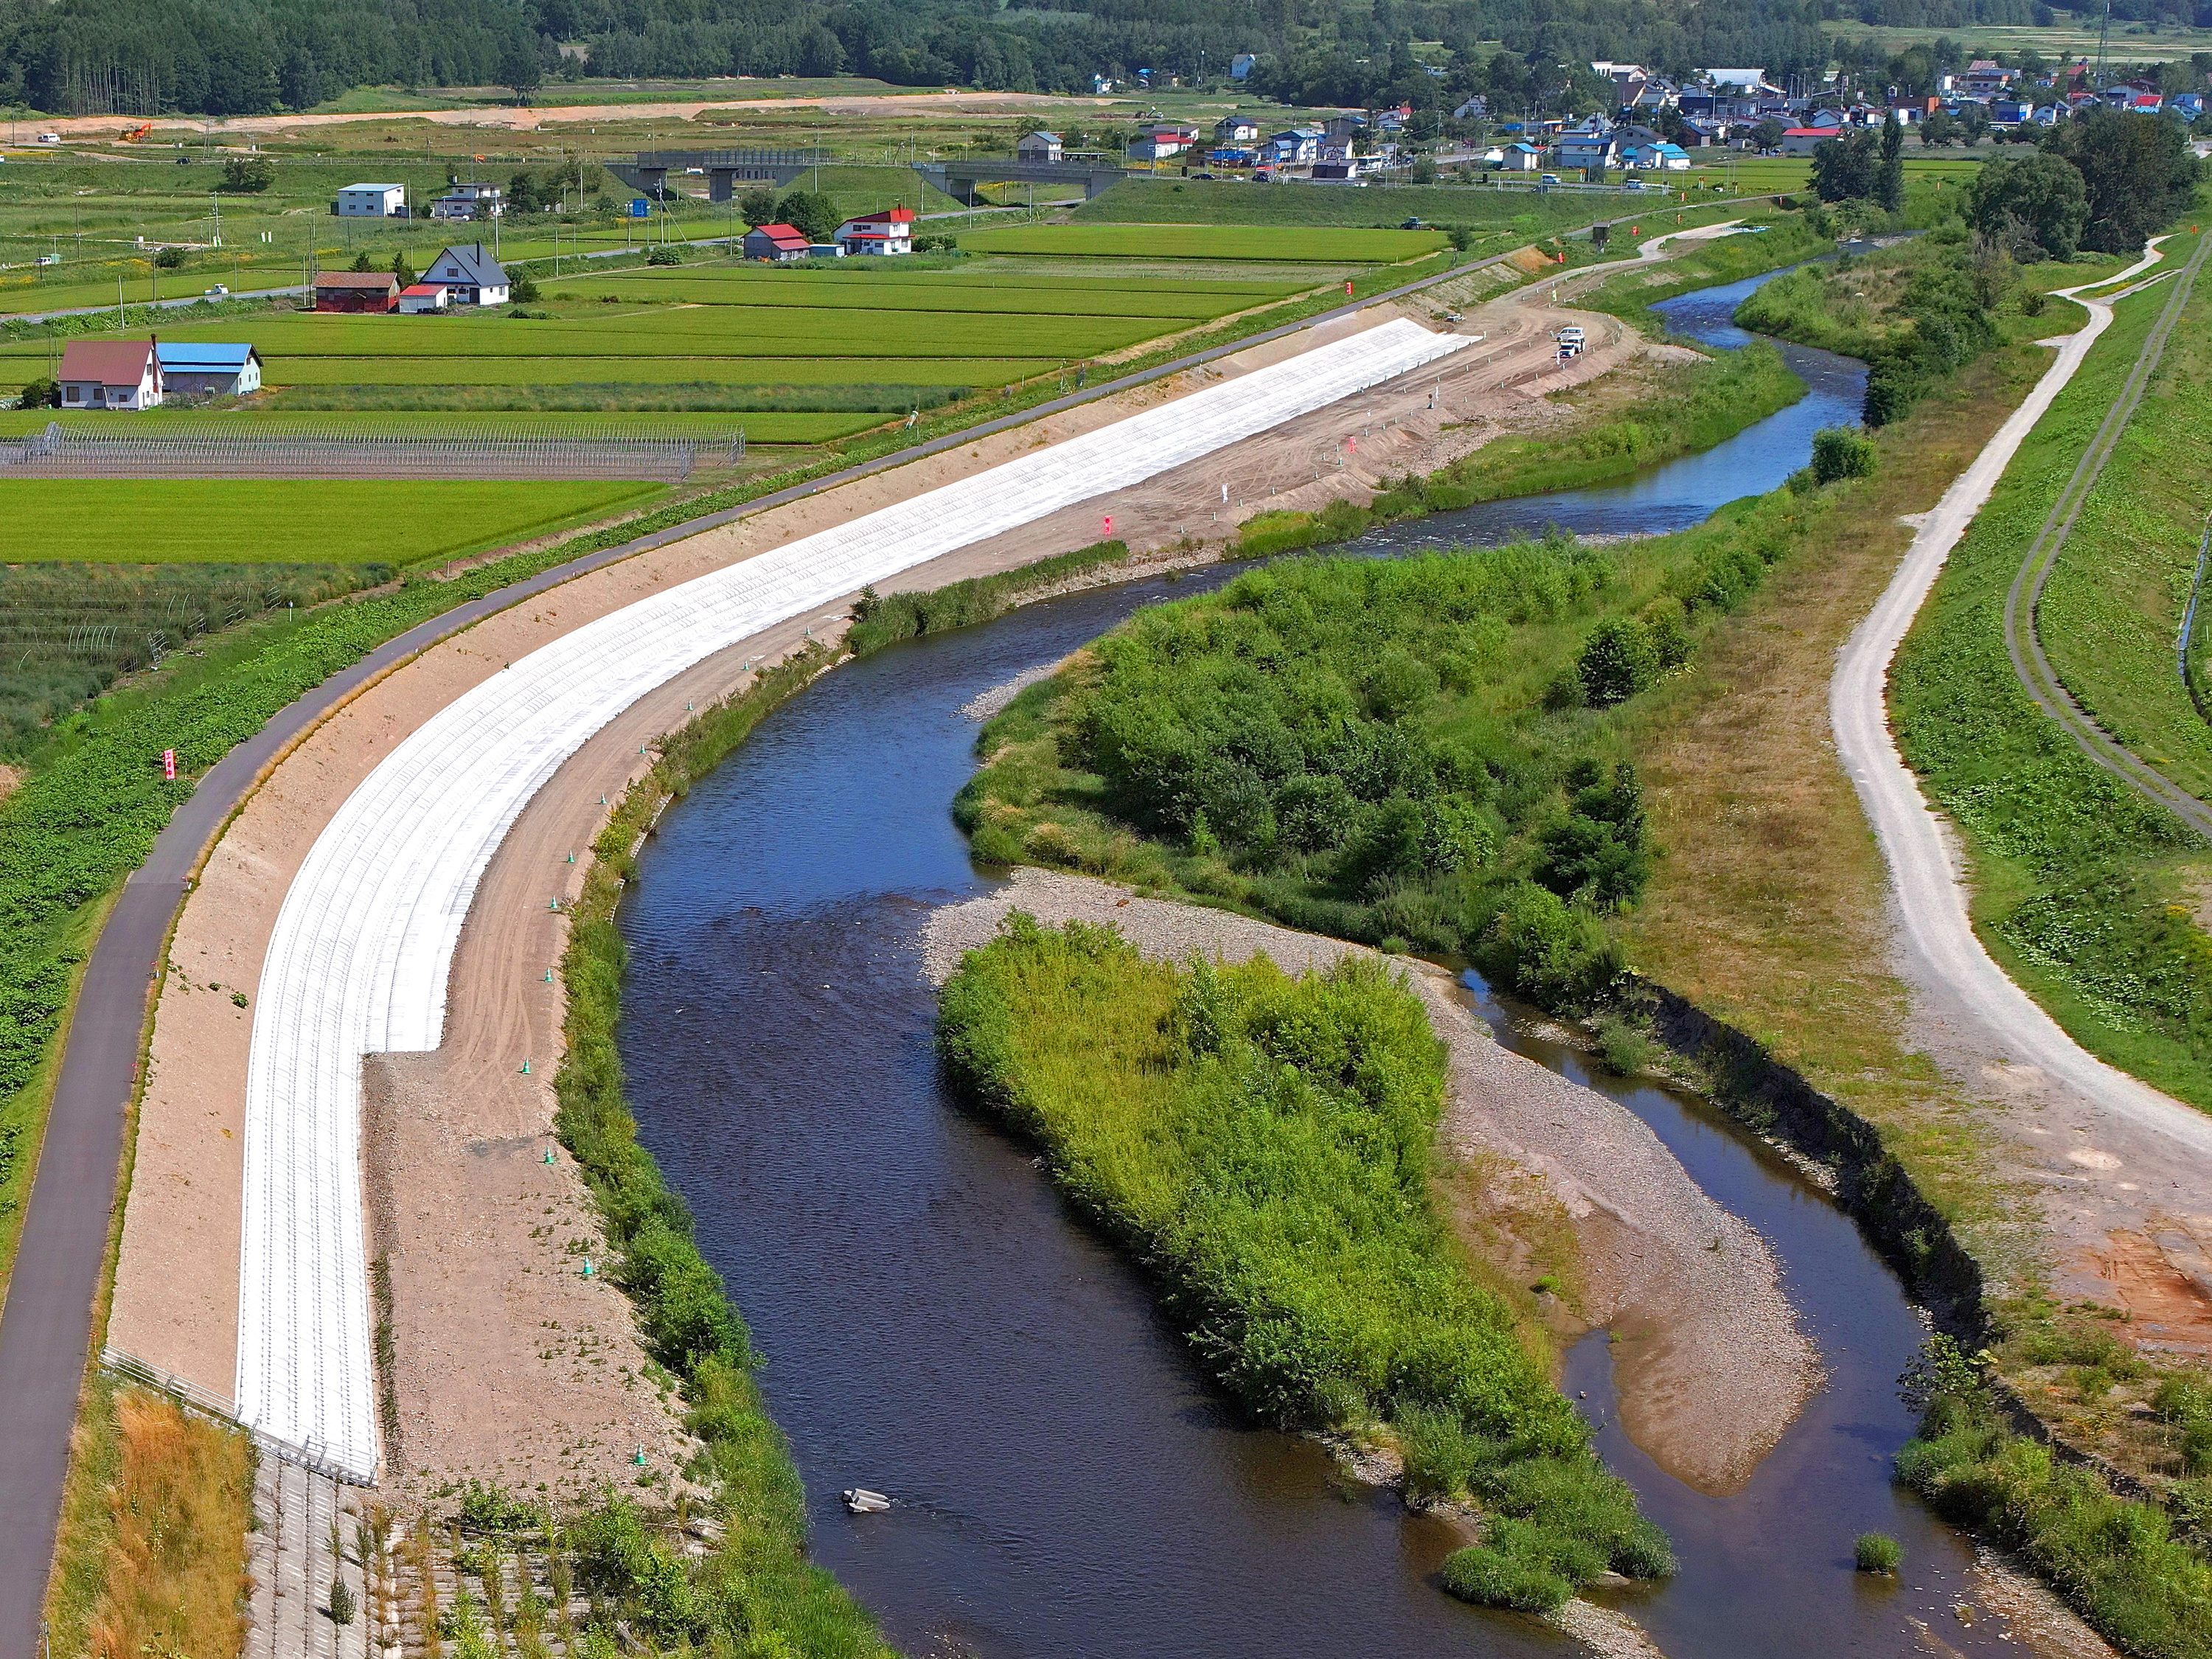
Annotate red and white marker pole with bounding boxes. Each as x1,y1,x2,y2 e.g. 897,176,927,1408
162,748,175,782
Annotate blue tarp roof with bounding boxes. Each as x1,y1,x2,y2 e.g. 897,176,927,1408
156,343,258,371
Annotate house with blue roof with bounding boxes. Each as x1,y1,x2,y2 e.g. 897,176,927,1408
155,341,263,397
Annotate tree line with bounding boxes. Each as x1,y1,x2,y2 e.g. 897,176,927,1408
0,0,2040,118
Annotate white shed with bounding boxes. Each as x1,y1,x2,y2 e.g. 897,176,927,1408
337,183,407,218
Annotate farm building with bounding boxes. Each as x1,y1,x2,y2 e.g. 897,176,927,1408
397,283,450,313
313,271,400,313
58,339,162,409
1496,141,1545,170
431,182,504,221
423,245,509,305
336,183,406,218
1015,131,1062,161
1780,125,1843,155
156,341,263,397
835,206,915,255
743,223,811,262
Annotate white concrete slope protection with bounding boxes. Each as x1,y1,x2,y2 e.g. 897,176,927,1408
1830,240,2212,1161
240,317,1472,1479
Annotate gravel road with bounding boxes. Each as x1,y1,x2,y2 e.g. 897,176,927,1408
1829,237,2212,1166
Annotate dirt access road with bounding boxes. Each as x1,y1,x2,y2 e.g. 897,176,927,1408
25,88,1086,142
1830,235,2212,1338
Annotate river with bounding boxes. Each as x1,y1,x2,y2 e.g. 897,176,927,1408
613,268,2021,1656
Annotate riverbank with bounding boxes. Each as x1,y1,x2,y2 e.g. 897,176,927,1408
922,866,1820,1506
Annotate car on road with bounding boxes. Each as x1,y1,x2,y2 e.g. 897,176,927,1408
1539,173,1560,185
1622,178,1647,191
1401,217,1425,229
203,284,229,297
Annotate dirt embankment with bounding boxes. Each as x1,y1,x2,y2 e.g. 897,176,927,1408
922,867,1823,1497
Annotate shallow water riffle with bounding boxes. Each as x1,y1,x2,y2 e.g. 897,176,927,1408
609,268,2000,1658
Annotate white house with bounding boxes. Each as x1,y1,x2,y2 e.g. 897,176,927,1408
336,183,407,218
57,339,162,409
1015,131,1063,161
430,182,504,221
835,206,915,255
1497,141,1545,170
1229,52,1256,80
423,243,509,305
1214,114,1262,145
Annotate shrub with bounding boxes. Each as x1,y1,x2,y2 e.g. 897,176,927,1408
509,275,540,302
1576,618,1657,707
15,377,59,411
1854,1532,1902,1573
328,1576,357,1625
153,246,187,270
644,246,681,266
1811,427,1877,486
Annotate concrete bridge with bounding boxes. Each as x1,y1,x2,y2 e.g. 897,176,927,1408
912,158,1128,206
609,149,832,203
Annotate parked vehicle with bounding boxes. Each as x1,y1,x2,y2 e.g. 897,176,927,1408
204,285,229,297
1539,173,1560,185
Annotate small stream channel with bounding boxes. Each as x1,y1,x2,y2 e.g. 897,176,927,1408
614,269,2021,1655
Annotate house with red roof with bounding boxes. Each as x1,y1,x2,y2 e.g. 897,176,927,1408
58,338,162,409
742,223,812,262
835,206,916,256
1779,124,1843,154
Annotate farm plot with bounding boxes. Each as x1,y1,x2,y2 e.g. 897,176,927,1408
0,408,883,442
0,479,662,565
551,266,1312,319
956,223,1447,261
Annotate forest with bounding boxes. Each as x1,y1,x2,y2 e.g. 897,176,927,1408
0,0,2078,119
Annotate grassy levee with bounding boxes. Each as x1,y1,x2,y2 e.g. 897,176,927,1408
1891,240,2212,1114
2037,276,2212,804
935,917,1672,1613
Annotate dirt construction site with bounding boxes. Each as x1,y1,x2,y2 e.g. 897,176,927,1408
102,236,1717,1514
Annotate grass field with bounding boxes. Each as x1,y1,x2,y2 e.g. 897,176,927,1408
956,222,1446,260
1891,233,2212,1111
1,479,662,564
0,258,1324,403
2037,276,2212,804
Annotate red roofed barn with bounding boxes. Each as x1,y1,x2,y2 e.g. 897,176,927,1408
742,223,813,262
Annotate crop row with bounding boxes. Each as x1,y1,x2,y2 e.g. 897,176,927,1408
958,223,1445,261
126,310,1165,358
546,279,1301,321
0,479,661,566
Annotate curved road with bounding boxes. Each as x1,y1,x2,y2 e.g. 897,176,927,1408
1831,235,2212,1159
0,201,1782,1655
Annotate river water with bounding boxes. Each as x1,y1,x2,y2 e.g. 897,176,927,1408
615,270,2021,1656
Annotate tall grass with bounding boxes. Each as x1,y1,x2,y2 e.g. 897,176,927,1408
937,917,1670,1611
45,1381,254,1659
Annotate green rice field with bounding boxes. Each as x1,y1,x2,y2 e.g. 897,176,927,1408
0,408,883,441
0,479,664,564
0,260,1319,400
954,223,1447,261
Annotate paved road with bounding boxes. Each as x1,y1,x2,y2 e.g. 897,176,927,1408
0,197,1777,1653
1830,235,2212,1161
